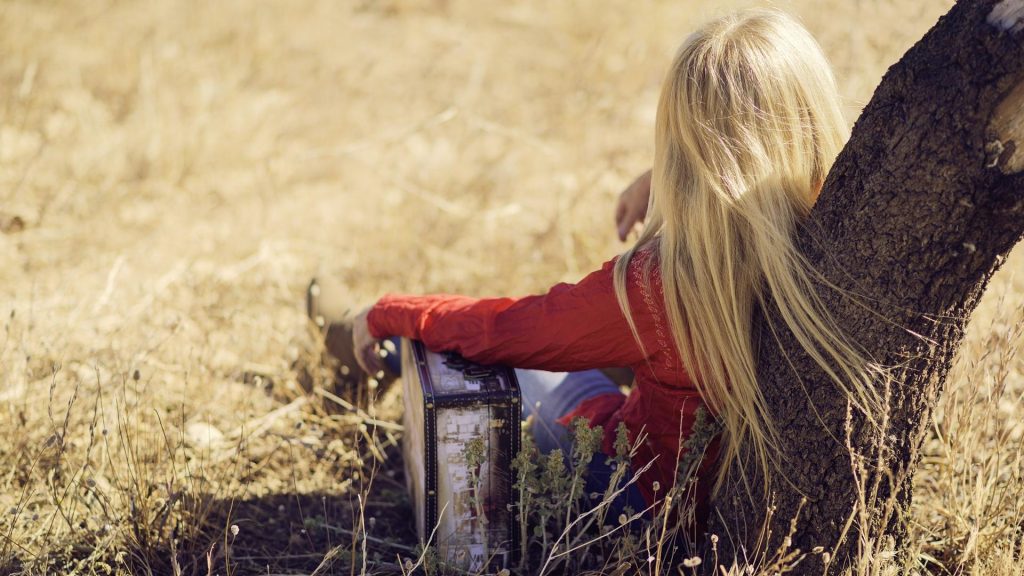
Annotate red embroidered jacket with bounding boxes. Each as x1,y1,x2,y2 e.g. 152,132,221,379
367,247,718,510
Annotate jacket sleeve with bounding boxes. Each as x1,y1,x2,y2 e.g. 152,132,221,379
366,258,648,372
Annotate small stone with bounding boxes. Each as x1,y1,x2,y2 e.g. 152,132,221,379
0,213,25,234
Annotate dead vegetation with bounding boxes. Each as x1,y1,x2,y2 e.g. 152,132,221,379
1,0,1022,574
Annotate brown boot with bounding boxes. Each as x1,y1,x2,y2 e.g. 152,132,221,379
306,279,397,409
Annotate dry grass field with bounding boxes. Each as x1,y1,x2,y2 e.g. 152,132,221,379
2,0,1023,574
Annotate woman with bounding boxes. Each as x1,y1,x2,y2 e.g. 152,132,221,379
350,8,881,520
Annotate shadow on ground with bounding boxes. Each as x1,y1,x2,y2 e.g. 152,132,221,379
154,485,417,576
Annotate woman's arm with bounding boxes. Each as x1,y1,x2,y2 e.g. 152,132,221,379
354,259,648,373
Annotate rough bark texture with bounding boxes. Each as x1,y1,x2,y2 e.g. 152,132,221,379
707,1,1024,573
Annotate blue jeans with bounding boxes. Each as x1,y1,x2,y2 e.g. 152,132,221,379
384,338,646,518
515,369,647,518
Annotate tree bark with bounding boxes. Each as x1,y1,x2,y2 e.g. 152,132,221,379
708,1,1024,573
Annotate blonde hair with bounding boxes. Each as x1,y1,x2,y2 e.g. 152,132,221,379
614,9,882,495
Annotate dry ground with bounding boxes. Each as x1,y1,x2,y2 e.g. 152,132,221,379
1,0,1022,574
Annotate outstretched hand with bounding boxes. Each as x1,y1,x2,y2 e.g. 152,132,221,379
615,169,652,242
352,306,384,375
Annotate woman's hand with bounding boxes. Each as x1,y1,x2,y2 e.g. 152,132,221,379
615,169,652,241
352,306,384,375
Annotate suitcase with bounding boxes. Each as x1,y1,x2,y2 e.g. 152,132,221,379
400,339,521,571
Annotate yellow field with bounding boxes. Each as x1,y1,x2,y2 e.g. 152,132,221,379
2,0,1022,574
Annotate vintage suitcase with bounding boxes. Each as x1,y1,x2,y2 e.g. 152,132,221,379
400,339,521,571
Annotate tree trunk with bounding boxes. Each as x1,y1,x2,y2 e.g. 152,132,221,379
708,1,1024,573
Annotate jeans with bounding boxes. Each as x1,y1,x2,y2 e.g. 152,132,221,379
515,369,647,519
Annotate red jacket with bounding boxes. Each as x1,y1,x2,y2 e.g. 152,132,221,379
367,245,718,510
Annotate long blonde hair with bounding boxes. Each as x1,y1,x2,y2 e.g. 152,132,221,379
614,9,881,495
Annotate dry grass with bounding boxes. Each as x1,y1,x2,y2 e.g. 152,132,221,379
1,0,1021,574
